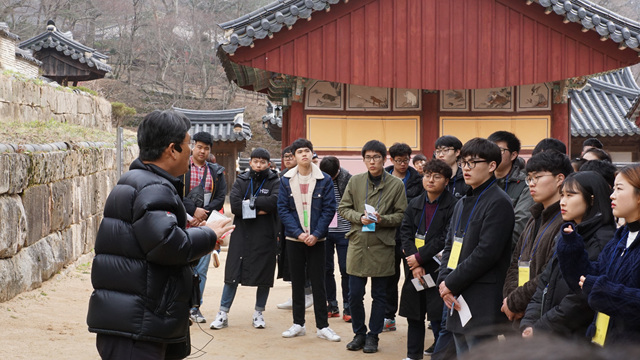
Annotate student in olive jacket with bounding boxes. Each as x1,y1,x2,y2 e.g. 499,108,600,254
338,140,407,354
399,159,457,360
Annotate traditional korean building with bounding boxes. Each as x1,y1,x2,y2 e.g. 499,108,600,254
217,0,640,169
18,21,111,86
570,67,640,161
172,106,252,191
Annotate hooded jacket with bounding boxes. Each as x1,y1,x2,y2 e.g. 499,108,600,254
385,164,424,203
520,215,615,339
87,159,217,343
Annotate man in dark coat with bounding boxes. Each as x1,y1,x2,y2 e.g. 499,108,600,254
399,159,457,360
383,142,424,332
435,135,469,200
210,148,280,330
87,110,233,360
178,131,227,324
438,138,515,356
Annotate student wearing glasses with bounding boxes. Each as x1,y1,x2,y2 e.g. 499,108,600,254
502,150,573,329
338,140,408,353
398,159,457,360
383,142,425,332
488,131,534,250
434,135,469,200
437,138,515,355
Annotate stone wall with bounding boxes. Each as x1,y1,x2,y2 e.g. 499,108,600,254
0,143,138,302
0,73,112,132
15,58,39,79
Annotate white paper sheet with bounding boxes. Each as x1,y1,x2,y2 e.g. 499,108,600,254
457,295,472,327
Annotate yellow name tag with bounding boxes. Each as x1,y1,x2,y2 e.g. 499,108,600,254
592,312,610,347
415,234,425,249
447,237,463,270
518,261,530,287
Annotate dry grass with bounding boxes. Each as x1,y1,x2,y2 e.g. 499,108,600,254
0,119,136,146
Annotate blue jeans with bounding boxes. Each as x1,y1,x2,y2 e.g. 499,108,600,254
194,253,212,306
452,333,494,356
219,283,270,312
349,275,387,336
325,231,349,310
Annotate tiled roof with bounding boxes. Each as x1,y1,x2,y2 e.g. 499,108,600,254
536,0,640,51
218,0,640,56
261,101,283,141
0,22,20,41
570,67,640,137
14,47,42,66
172,107,252,142
18,27,112,73
218,0,341,54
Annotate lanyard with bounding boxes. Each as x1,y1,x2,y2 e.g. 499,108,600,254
606,229,631,278
365,172,386,210
518,212,561,262
504,173,509,193
244,178,266,199
454,178,496,236
416,199,439,236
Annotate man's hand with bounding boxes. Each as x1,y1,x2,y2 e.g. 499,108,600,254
522,327,533,338
305,235,318,247
194,207,210,222
501,297,523,321
406,254,419,270
412,266,425,280
579,275,586,289
361,215,375,225
257,210,268,215
205,217,234,240
298,232,309,242
189,217,201,227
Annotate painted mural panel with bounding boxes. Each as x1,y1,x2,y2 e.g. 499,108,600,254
305,81,344,110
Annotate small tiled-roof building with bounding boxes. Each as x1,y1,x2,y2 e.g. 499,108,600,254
173,106,252,191
18,20,111,86
0,22,42,78
570,67,640,161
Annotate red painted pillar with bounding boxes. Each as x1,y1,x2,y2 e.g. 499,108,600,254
287,101,305,144
551,100,571,154
422,92,439,155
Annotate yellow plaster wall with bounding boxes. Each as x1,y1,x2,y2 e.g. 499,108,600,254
440,116,550,150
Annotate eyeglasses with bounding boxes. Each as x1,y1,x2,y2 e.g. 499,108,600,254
364,155,383,162
525,173,554,186
498,147,510,154
393,157,410,165
424,174,445,181
283,155,294,160
458,159,488,169
434,147,454,156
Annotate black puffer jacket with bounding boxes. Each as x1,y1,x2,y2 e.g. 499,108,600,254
87,159,217,343
520,216,615,339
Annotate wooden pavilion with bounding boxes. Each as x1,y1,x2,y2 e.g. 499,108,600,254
216,0,640,162
19,21,111,86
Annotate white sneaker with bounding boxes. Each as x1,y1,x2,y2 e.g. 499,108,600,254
305,294,313,309
253,311,265,329
316,326,341,342
277,298,293,310
209,311,228,329
282,324,306,338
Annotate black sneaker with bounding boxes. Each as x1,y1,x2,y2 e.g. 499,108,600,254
363,335,379,353
424,341,436,355
328,305,340,318
346,334,366,351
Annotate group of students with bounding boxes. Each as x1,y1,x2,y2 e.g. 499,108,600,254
178,126,640,358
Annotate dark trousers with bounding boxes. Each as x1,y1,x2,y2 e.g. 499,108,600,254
384,245,402,319
97,334,166,360
287,239,328,329
406,286,441,359
325,231,349,310
431,306,456,360
349,275,387,336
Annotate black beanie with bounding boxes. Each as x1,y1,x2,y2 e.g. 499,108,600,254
250,147,270,162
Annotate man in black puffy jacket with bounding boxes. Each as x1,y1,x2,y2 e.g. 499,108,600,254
87,110,234,360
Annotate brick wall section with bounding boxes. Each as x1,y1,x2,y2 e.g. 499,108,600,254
0,144,138,302
0,37,16,71
15,59,39,78
0,73,112,132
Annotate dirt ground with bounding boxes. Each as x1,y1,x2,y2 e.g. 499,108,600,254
0,250,433,360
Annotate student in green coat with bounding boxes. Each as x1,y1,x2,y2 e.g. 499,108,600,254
338,140,408,354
